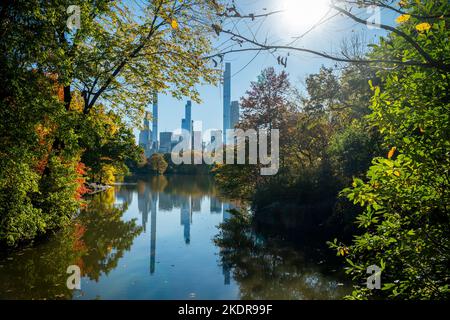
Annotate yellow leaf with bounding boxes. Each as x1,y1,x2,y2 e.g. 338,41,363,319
338,246,349,256
416,22,431,32
388,146,396,159
171,19,178,29
393,170,400,177
396,14,410,23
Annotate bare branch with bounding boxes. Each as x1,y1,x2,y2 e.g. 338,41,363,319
205,28,436,69
206,3,450,72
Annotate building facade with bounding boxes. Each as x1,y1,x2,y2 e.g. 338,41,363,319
159,131,173,153
230,100,239,129
181,100,192,134
151,92,158,150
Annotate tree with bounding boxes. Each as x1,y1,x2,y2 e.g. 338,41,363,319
214,67,298,199
214,209,350,299
76,100,142,184
0,187,142,299
150,153,168,175
329,1,450,299
0,63,83,246
0,0,224,245
239,67,297,132
211,0,449,299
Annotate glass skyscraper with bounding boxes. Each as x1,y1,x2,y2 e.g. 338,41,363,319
223,62,231,141
151,92,158,150
181,100,192,134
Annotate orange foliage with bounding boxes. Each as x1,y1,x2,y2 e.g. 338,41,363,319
35,156,49,175
34,115,56,175
74,162,91,201
76,162,87,175
387,146,397,159
57,86,64,102
74,258,85,273
43,72,64,102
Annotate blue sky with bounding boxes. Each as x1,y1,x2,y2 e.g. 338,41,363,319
135,0,395,139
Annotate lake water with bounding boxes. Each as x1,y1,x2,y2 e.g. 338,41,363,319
0,175,351,300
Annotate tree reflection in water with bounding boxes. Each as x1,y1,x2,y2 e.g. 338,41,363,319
0,175,350,299
0,188,142,299
214,210,351,300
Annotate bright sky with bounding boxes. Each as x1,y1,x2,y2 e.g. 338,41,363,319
135,0,396,139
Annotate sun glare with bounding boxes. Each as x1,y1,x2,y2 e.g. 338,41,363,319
282,0,331,32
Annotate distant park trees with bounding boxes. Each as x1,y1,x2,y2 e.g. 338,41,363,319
150,154,169,175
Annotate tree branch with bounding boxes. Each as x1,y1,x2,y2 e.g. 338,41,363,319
84,2,166,114
331,4,448,71
206,3,450,72
341,0,450,19
205,28,436,69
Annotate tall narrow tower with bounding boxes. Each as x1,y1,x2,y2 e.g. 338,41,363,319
183,100,192,134
223,63,231,141
151,92,158,150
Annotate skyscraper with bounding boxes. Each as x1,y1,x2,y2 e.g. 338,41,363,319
230,100,239,129
181,100,192,134
159,132,173,153
151,92,158,150
223,63,231,141
180,100,193,150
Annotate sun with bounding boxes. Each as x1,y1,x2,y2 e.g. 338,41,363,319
281,0,331,32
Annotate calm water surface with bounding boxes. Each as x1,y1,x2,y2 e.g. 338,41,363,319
0,175,351,299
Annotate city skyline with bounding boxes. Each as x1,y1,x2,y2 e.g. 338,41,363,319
138,63,241,155
132,0,389,144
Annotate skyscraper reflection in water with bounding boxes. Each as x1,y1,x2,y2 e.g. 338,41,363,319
137,182,158,274
180,196,192,244
0,175,352,299
137,183,151,231
210,196,222,214
150,192,157,274
192,196,201,213
135,177,234,285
